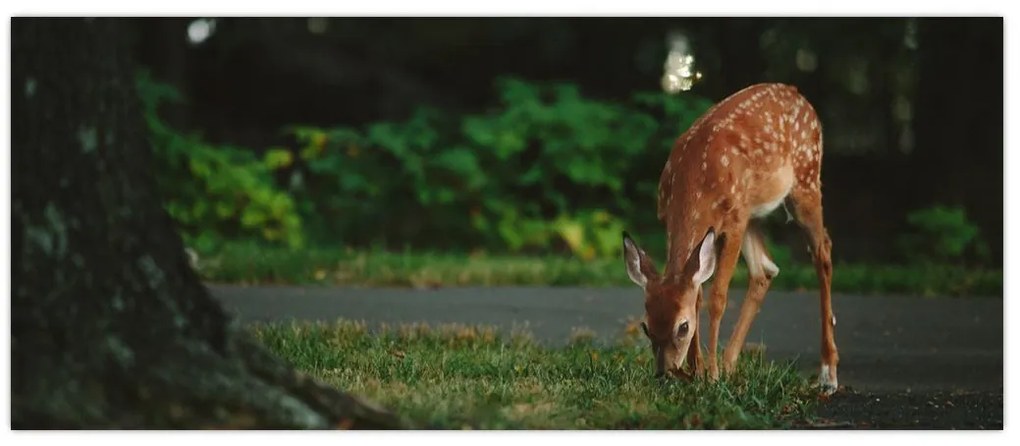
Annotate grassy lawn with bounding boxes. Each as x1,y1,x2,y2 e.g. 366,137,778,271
199,242,1001,297
251,320,817,429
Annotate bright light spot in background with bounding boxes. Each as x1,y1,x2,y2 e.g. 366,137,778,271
796,48,818,72
893,94,915,154
661,31,702,94
846,57,870,95
759,28,778,48
903,18,919,50
308,17,329,34
187,18,217,45
892,95,913,122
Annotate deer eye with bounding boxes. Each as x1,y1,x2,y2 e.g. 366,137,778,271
640,321,650,338
677,321,690,338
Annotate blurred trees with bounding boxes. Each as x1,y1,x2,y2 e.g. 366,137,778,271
132,17,1002,265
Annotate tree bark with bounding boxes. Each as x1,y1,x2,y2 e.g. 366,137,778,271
11,17,404,429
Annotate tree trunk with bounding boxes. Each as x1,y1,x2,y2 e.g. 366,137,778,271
11,18,404,429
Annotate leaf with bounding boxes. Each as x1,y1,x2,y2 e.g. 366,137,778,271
519,164,544,185
191,200,209,219
241,208,267,227
262,227,282,241
462,117,496,146
436,188,456,204
269,193,293,218
553,217,585,254
432,147,480,175
338,170,370,193
215,201,235,218
188,158,212,178
193,231,217,253
263,148,294,169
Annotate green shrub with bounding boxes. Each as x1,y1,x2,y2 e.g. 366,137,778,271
137,71,303,252
898,204,985,264
280,77,712,258
282,107,464,249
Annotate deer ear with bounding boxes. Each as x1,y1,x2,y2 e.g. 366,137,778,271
691,229,717,286
622,231,654,289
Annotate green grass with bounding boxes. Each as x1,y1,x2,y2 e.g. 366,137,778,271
250,320,817,429
197,242,1002,296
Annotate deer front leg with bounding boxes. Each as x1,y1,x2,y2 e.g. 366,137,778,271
705,226,746,381
722,224,777,374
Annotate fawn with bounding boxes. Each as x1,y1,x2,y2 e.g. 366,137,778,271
622,83,839,394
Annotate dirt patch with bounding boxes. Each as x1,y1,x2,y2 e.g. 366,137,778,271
796,387,1003,429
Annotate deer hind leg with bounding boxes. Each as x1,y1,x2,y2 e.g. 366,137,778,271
705,224,746,381
787,188,839,395
722,222,777,374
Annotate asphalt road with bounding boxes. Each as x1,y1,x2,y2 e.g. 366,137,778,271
210,284,1003,393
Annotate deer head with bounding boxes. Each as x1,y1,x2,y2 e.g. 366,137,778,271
622,229,717,378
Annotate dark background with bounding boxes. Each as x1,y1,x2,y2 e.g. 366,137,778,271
129,17,1003,264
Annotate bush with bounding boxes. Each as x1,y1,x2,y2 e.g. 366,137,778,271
279,77,713,258
137,71,304,252
898,204,986,264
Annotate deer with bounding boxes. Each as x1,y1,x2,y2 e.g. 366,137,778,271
621,83,839,395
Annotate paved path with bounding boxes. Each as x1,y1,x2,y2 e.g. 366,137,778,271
210,285,1002,393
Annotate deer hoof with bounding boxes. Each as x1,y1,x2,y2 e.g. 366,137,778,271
818,364,838,395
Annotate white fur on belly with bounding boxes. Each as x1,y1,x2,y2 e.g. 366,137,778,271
751,195,786,218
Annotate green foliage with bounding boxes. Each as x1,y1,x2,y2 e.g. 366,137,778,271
137,72,303,252
284,108,463,249
279,77,713,258
251,320,815,429
898,205,985,264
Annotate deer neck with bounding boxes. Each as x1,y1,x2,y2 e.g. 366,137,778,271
662,194,718,285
